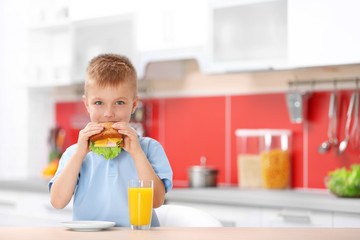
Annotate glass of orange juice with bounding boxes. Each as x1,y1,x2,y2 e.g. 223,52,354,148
128,179,154,230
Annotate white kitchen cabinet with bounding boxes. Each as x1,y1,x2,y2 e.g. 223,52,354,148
136,0,207,52
261,207,332,228
166,200,360,228
28,26,72,87
333,212,360,228
27,14,136,87
206,0,288,73
288,0,360,68
69,0,137,21
206,0,360,73
28,1,137,87
135,0,209,76
0,190,72,226
167,201,261,227
72,15,136,82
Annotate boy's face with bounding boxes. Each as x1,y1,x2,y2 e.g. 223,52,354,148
83,80,138,123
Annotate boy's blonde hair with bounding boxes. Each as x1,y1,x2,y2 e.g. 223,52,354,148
85,54,137,97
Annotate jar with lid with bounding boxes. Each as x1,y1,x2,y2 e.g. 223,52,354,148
260,129,291,189
235,129,264,188
235,129,291,189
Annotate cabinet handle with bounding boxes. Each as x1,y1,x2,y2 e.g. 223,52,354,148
278,209,311,223
0,200,16,208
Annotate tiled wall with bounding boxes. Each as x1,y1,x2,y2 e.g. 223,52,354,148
56,90,360,189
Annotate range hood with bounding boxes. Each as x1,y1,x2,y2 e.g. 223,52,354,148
140,57,203,81
136,47,205,80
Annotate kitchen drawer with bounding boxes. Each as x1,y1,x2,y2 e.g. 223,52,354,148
166,201,261,227
333,212,360,228
261,208,332,228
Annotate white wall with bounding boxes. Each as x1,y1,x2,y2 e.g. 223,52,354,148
0,0,30,179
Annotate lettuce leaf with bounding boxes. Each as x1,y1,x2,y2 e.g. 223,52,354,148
90,141,122,160
327,164,360,197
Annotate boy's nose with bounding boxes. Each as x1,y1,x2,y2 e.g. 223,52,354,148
104,107,115,118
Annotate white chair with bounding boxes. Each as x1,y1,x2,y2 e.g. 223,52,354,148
154,204,223,227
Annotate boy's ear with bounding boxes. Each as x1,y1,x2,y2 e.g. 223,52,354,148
131,96,139,114
83,95,90,113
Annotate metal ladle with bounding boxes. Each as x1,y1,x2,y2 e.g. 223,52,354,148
318,90,336,153
337,91,356,155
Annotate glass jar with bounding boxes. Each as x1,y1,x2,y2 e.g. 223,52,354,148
260,129,291,189
235,129,263,188
235,129,292,189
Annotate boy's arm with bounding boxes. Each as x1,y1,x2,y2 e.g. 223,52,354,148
132,151,166,208
50,122,103,209
113,122,166,208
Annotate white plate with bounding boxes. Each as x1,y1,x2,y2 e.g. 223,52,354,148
61,221,116,231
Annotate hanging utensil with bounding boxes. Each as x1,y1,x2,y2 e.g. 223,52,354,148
318,90,336,153
350,81,360,151
337,91,356,155
332,88,338,152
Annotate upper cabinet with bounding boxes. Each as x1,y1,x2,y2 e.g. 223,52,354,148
206,0,288,73
135,0,209,77
27,0,137,87
27,0,360,86
28,24,72,87
206,0,360,73
287,0,360,68
71,15,136,82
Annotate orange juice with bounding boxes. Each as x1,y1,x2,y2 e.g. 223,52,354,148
128,187,153,226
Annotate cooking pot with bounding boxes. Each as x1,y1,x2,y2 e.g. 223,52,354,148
188,156,218,188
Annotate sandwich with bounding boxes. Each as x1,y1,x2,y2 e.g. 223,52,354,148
89,122,124,160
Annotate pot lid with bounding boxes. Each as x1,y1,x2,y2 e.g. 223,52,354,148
188,165,218,173
188,156,218,173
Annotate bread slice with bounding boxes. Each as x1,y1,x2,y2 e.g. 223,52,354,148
90,122,124,146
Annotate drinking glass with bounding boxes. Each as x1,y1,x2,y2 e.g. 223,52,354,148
128,179,154,230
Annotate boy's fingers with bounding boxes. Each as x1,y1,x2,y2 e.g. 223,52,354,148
112,122,128,129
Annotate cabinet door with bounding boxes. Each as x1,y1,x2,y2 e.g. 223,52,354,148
207,0,287,72
28,28,72,87
261,208,332,228
70,0,137,21
0,190,73,226
288,0,360,67
166,201,261,227
72,15,136,81
136,0,207,52
333,212,360,228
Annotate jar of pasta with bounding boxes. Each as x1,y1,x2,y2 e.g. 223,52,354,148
260,130,291,189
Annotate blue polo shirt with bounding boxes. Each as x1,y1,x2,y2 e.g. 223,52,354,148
49,136,173,227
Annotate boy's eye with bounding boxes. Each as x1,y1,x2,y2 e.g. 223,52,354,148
94,101,103,105
116,101,125,105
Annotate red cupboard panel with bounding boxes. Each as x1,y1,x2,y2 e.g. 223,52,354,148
142,98,160,141
55,102,90,151
230,94,304,188
163,97,226,186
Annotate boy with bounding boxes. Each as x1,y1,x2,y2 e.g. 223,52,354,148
49,54,173,227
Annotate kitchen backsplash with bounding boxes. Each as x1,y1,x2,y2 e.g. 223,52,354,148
56,90,359,189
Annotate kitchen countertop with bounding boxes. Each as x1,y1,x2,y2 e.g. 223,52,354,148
0,178,49,193
1,227,359,240
1,179,359,214
165,188,360,214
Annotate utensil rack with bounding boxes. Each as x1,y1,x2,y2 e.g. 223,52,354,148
288,76,360,91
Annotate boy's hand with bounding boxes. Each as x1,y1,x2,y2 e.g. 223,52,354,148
112,122,141,156
77,122,104,155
